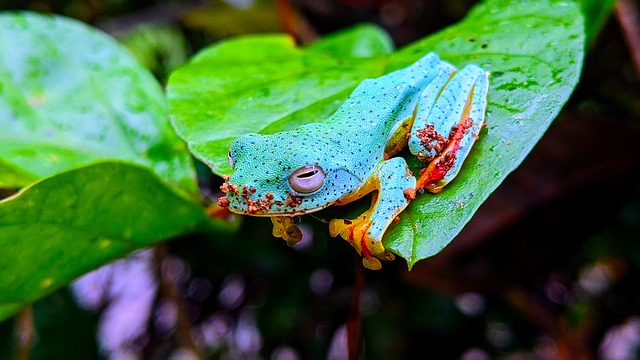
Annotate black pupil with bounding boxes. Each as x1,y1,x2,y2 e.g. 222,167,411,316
297,170,317,178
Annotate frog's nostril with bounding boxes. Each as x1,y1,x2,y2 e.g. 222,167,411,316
228,150,235,169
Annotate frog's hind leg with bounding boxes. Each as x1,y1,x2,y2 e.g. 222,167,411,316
408,63,489,193
329,157,416,270
383,61,456,158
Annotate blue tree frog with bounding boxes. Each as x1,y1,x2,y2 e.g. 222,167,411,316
218,53,489,270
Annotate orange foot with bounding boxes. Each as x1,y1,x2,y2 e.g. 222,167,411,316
329,216,395,270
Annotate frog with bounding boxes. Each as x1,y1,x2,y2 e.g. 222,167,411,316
217,52,489,270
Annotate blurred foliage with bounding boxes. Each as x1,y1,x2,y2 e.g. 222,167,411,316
118,24,190,83
182,0,281,40
0,289,100,360
0,0,144,23
2,0,640,359
580,0,616,43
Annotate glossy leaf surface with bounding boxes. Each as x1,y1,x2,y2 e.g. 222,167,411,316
0,12,197,195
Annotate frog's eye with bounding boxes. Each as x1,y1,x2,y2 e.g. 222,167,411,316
289,165,325,194
228,150,235,169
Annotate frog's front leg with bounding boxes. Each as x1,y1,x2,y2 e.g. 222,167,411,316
409,63,489,193
271,216,302,247
329,157,416,270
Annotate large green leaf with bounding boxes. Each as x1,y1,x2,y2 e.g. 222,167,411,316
0,162,223,322
0,12,197,195
168,0,584,268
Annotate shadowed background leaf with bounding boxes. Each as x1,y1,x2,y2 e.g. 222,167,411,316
0,162,224,322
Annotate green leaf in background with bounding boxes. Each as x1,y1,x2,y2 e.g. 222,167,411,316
168,0,584,268
118,24,190,82
0,162,219,322
0,12,231,321
0,12,197,196
307,23,394,58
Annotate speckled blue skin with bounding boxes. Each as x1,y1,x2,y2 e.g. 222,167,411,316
221,53,489,269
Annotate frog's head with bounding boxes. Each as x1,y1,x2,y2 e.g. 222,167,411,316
219,129,360,216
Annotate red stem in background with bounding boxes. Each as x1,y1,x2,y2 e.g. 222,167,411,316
274,0,317,44
275,0,296,36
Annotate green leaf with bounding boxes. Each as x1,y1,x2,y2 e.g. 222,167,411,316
0,12,197,196
168,0,584,268
118,24,190,82
0,162,221,322
307,23,394,58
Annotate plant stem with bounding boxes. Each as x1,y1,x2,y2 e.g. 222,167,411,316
14,305,34,360
154,244,204,359
274,0,317,44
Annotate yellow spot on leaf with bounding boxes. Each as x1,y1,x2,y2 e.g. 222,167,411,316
41,278,53,288
99,239,111,249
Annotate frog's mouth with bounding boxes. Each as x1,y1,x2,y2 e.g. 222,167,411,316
228,201,331,217
222,191,333,217
217,176,332,216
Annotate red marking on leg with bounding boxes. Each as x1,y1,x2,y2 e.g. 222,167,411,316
358,221,374,258
360,238,373,258
416,117,474,190
416,84,479,190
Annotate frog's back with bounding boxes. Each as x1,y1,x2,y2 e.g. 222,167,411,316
319,53,444,169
